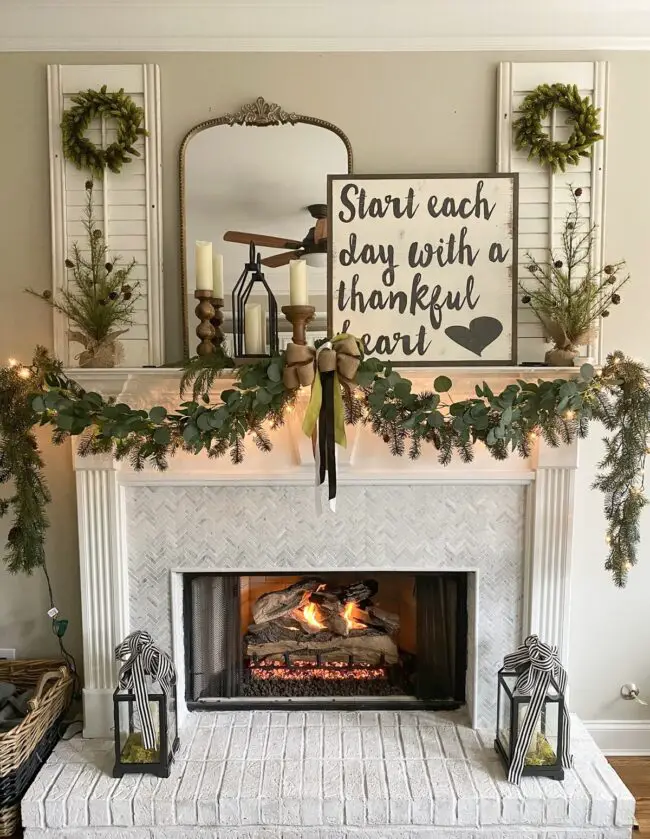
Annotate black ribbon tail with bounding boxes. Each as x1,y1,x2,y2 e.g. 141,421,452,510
318,371,337,506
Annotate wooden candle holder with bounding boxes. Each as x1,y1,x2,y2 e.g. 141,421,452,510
194,290,216,356
210,297,225,349
281,304,316,346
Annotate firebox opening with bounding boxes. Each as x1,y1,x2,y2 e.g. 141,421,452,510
184,572,468,710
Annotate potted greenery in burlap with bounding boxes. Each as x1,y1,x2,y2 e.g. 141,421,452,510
27,181,138,368
520,187,629,366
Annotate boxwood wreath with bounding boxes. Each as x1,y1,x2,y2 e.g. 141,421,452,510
0,344,648,587
513,83,603,172
61,86,148,179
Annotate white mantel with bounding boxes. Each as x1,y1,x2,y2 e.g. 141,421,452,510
70,367,579,738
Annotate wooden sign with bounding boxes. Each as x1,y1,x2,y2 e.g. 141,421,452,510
327,173,518,366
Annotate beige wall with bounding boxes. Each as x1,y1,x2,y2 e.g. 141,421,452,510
1,51,649,721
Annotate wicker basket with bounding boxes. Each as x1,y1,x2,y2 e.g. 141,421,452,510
0,660,73,837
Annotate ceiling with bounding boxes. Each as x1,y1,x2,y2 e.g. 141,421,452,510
1,0,650,51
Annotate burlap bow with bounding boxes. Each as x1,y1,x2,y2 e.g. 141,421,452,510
283,334,361,391
283,334,361,512
501,634,572,784
300,334,361,447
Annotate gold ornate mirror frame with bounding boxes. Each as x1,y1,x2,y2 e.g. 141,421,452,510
179,97,354,358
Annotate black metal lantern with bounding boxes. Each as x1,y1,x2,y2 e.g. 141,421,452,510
495,666,567,782
113,631,180,779
231,242,279,359
113,681,179,778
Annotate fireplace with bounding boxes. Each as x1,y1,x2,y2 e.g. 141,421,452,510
183,571,468,710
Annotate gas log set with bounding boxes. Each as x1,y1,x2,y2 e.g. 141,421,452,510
242,577,409,697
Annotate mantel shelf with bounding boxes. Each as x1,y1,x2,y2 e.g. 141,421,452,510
64,364,585,383
61,364,592,403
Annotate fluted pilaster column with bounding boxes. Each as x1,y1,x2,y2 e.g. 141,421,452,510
74,452,129,737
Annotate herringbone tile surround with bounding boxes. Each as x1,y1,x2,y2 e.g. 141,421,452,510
126,484,525,727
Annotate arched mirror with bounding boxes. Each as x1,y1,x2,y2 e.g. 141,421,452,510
179,97,353,357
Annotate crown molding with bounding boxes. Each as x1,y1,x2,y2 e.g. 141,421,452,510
1,1,650,52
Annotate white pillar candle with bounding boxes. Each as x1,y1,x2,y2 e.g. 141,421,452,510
289,258,309,305
212,253,224,299
195,241,213,290
244,303,263,354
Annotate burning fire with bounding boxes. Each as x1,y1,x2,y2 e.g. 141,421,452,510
302,601,326,630
343,601,366,631
296,592,368,633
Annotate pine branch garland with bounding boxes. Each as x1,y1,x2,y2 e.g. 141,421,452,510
1,345,649,587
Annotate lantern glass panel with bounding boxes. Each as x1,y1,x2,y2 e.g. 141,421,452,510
496,673,516,755
520,700,560,767
116,695,164,765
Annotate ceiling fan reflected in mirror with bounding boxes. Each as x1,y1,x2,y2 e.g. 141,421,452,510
223,204,328,269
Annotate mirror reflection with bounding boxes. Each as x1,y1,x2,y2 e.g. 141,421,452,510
181,103,352,356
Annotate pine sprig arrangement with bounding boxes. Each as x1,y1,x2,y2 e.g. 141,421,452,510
513,82,603,172
520,187,629,352
26,181,139,352
1,348,649,586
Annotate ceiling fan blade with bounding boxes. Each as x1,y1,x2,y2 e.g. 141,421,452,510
261,250,302,268
314,218,328,244
223,231,303,249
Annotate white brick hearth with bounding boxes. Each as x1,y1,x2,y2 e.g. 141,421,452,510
23,711,634,839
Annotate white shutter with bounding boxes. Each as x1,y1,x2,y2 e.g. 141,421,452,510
47,64,164,368
497,62,608,365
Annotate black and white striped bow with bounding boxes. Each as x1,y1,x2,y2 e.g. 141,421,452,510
115,630,176,751
502,634,572,784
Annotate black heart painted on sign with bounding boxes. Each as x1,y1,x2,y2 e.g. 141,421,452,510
445,317,504,357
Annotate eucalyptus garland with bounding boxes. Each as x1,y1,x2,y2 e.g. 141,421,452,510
513,83,603,172
0,347,648,587
61,86,148,179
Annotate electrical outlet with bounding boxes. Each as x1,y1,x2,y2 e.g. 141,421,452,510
0,649,16,661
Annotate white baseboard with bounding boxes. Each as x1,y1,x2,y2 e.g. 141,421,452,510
585,720,650,755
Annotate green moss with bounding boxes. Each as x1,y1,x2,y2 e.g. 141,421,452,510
120,732,159,764
525,732,556,766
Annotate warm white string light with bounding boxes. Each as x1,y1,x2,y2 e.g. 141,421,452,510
7,358,17,368
17,367,31,379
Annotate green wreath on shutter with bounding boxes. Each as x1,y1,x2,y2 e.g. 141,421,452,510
61,86,149,179
513,83,603,172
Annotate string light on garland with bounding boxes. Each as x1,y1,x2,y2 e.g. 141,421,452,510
513,82,603,173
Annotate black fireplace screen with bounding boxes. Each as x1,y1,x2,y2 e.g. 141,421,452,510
184,572,468,710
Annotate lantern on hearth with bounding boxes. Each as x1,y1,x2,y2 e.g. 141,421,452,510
113,631,179,779
231,242,279,359
495,635,572,783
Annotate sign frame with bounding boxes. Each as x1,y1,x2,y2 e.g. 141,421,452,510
327,172,519,367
